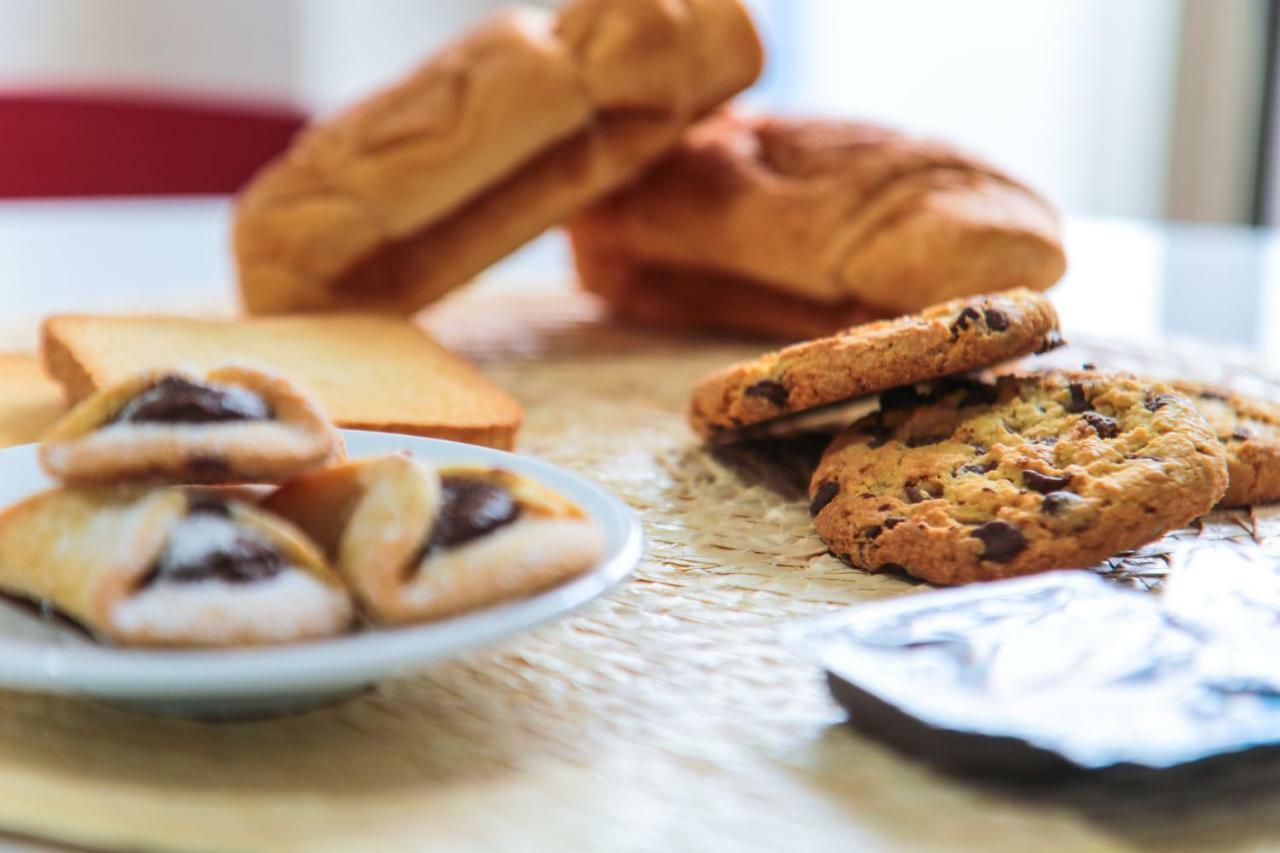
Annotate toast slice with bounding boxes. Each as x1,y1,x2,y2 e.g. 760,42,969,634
0,353,66,448
41,314,522,449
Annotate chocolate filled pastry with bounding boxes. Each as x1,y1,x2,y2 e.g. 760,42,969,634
0,488,353,646
40,365,341,485
264,454,605,623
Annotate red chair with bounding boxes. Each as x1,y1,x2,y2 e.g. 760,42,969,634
0,89,307,197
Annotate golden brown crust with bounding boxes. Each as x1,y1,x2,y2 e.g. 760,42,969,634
1170,380,1280,507
40,314,523,450
689,289,1063,438
266,455,602,624
39,366,342,486
235,0,762,315
569,111,1066,323
0,488,351,646
0,353,66,448
572,240,888,340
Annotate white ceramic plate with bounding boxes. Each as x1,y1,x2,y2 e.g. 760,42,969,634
0,431,643,717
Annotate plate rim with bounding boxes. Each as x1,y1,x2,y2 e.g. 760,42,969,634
0,431,644,699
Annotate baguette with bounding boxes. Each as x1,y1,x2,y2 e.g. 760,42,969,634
235,0,762,315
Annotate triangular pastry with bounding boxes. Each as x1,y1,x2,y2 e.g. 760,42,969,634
40,365,341,485
265,454,605,624
0,488,353,646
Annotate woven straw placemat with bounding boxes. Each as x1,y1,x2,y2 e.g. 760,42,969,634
1,288,1279,852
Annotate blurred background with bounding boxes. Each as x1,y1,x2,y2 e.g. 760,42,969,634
0,0,1275,224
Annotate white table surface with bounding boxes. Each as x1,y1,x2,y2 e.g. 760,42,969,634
1,196,1279,361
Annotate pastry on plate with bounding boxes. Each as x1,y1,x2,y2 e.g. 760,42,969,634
570,111,1065,336
809,371,1228,584
234,0,762,315
1170,379,1280,507
40,365,340,485
688,289,1062,438
0,488,353,646
265,454,605,623
41,313,523,449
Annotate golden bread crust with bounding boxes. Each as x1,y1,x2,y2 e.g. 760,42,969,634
570,111,1066,322
235,0,762,315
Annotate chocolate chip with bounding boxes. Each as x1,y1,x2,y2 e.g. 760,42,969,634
905,485,932,503
950,306,982,336
744,379,788,407
1145,393,1175,412
884,517,904,529
983,308,1009,331
1023,470,1071,493
1082,412,1119,439
1065,383,1090,414
1081,362,1098,370
1232,427,1251,441
1199,390,1229,402
810,481,840,516
864,526,883,540
1034,436,1059,446
971,520,1027,562
905,434,948,448
1035,330,1066,354
1041,491,1085,515
959,459,995,475
115,375,272,425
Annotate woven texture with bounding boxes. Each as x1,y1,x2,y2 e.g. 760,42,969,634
0,287,1279,851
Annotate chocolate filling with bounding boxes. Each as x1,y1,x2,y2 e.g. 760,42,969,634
141,501,285,587
411,476,522,571
115,376,272,425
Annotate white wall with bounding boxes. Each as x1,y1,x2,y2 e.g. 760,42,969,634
0,0,295,101
0,0,1188,219
744,0,1184,219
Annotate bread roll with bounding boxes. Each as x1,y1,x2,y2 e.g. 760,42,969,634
569,111,1066,328
235,0,763,315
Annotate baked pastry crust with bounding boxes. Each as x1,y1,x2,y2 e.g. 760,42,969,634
570,111,1066,327
265,454,604,623
0,488,352,646
688,289,1062,438
40,365,341,485
1170,380,1280,507
809,371,1228,585
40,313,523,450
235,0,762,315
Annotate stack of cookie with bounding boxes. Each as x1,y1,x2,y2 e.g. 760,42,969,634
0,366,602,646
691,289,1280,585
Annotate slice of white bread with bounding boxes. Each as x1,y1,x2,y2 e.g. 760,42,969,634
0,354,66,448
41,314,522,449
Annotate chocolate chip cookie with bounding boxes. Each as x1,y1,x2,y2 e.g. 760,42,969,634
1171,380,1280,507
809,371,1228,585
689,288,1062,438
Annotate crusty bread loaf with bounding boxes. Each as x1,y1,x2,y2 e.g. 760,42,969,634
41,314,523,449
235,0,762,316
0,354,66,448
569,111,1066,328
573,239,887,339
